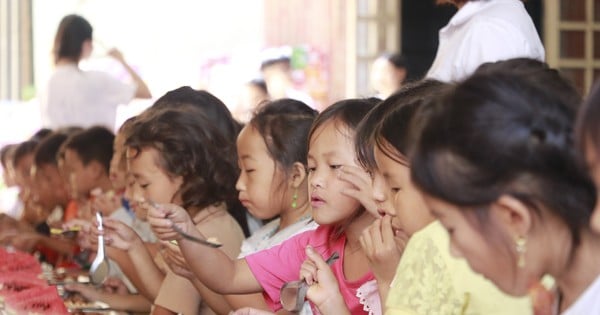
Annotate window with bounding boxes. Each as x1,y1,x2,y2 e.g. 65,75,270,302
545,0,600,94
0,0,33,100
348,0,400,97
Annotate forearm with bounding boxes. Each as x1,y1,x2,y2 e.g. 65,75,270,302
179,238,260,294
37,236,77,255
119,60,151,99
107,247,155,300
100,293,152,312
377,282,391,312
189,277,233,315
126,241,164,299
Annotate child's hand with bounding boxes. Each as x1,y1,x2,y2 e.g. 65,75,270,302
529,281,554,315
301,246,349,315
160,241,194,278
100,219,142,251
64,282,103,301
102,277,129,295
107,48,125,63
146,202,195,241
359,216,408,285
64,218,95,250
338,166,378,214
92,192,121,217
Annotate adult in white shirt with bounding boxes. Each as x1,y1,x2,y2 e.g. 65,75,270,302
426,0,545,82
40,15,151,130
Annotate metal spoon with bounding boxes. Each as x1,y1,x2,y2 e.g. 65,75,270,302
280,251,340,312
89,212,110,285
146,200,222,248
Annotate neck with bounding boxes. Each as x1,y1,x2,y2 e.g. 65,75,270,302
555,230,600,310
56,58,78,66
94,177,114,195
344,211,376,250
279,200,311,230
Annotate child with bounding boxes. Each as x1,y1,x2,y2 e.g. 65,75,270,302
61,126,115,220
100,107,246,315
227,99,319,311
147,99,379,314
411,66,600,314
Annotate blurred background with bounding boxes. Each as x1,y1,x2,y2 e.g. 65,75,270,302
2,0,592,145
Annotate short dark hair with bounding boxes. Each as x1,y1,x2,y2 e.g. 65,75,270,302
1,144,17,168
260,56,291,72
411,70,594,248
308,98,380,146
53,14,93,63
13,141,39,167
64,126,114,173
30,128,53,142
380,52,407,69
356,80,446,170
150,87,241,142
249,99,317,175
34,133,70,167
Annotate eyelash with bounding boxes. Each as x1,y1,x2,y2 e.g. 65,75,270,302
307,167,316,173
330,164,342,170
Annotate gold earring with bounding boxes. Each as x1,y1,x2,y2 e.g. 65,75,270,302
515,236,527,268
291,189,298,209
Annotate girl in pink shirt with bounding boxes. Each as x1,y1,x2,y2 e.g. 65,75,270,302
147,98,380,315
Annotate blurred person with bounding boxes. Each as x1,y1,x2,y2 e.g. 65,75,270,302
370,53,407,99
426,0,544,82
260,48,314,108
40,14,152,130
0,144,21,218
234,79,270,123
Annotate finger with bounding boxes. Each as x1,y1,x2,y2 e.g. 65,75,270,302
370,218,384,246
380,216,395,244
300,260,318,285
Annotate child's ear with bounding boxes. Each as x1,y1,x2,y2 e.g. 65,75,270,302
289,162,307,189
88,160,107,179
489,194,532,237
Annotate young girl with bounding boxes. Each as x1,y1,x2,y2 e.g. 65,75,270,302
411,66,600,314
100,107,246,315
147,99,379,314
226,99,319,311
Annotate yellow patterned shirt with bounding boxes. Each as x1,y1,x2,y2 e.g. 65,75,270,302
385,221,532,315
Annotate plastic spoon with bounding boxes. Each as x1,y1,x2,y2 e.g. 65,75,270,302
280,251,340,312
89,212,110,285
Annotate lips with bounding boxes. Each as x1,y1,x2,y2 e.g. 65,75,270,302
310,193,325,208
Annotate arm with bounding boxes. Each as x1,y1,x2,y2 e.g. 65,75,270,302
147,203,262,294
101,219,165,299
359,216,407,304
301,246,351,315
105,246,157,301
65,279,152,313
108,48,152,99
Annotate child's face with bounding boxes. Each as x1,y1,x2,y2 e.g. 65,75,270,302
127,147,183,208
63,149,96,199
32,163,69,211
14,154,35,203
373,144,434,236
236,125,285,220
584,144,600,233
307,121,363,225
109,133,127,191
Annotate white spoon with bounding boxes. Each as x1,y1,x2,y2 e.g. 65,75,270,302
89,212,110,285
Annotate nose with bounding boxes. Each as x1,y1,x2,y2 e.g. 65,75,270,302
235,172,245,192
371,174,386,203
308,168,324,189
